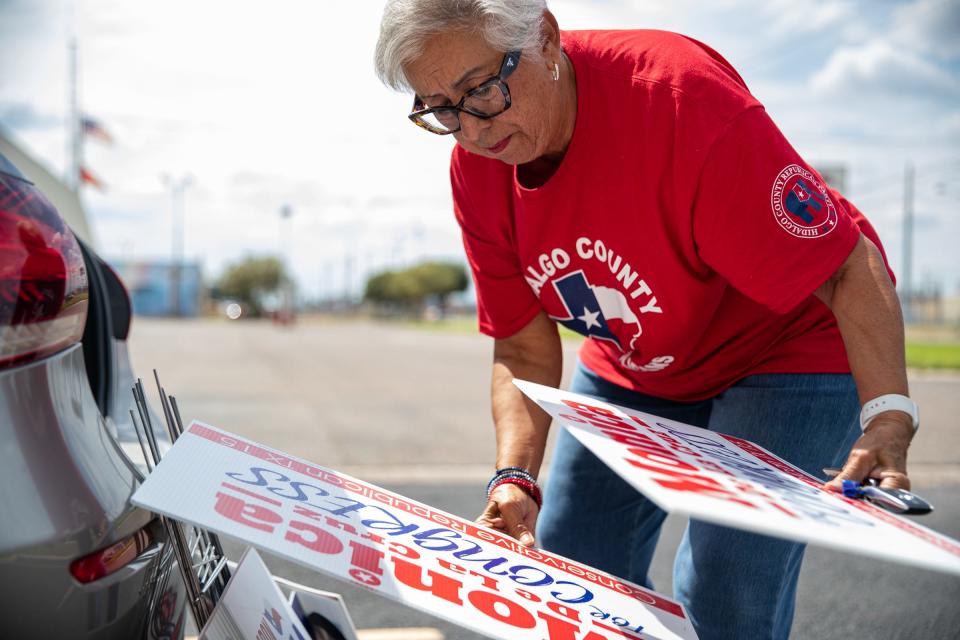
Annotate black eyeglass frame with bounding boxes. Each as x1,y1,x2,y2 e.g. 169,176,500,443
408,50,522,135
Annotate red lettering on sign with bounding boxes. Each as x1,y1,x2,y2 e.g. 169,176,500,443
583,414,632,430
699,459,734,477
547,600,582,622
325,515,359,536
220,482,283,507
390,556,463,606
652,477,758,509
255,620,274,640
514,588,542,604
348,567,381,586
626,448,698,473
438,558,466,575
621,446,759,507
537,611,596,640
562,400,619,418
285,520,344,554
594,420,640,436
561,401,638,433
468,590,537,628
192,424,689,618
388,541,421,559
769,501,800,519
291,504,323,522
361,531,385,545
349,540,384,576
720,435,821,486
603,431,667,451
213,491,282,533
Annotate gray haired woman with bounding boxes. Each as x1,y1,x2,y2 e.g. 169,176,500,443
375,2,917,638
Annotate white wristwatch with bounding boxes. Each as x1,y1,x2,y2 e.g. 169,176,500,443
859,394,919,433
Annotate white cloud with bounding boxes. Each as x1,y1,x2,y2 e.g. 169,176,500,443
811,39,960,99
2,0,958,295
761,0,859,36
890,0,960,60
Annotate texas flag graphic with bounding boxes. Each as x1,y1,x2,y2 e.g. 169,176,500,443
548,270,642,352
786,178,824,225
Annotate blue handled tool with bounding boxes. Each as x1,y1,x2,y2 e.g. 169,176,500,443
822,468,933,515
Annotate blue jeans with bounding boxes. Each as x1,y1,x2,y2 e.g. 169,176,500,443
537,362,861,640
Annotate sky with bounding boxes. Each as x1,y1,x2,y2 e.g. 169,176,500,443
1,0,958,300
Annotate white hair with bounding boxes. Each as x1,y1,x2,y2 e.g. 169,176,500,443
375,0,549,92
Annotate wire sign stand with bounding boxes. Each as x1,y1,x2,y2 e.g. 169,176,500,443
130,371,232,629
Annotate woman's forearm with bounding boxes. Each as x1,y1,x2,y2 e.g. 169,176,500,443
491,311,564,477
816,234,915,489
816,235,910,425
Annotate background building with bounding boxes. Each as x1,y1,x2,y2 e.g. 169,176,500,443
110,261,204,317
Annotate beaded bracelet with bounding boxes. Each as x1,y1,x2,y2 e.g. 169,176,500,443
496,466,533,476
486,467,543,508
488,477,543,508
485,469,536,494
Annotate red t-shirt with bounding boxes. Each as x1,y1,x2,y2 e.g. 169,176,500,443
451,29,891,402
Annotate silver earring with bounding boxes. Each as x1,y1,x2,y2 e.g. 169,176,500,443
552,62,560,81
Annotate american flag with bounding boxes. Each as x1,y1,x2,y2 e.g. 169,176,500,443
81,115,113,144
79,166,106,191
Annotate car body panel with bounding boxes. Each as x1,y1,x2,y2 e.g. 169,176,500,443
0,344,136,553
0,149,186,638
0,342,189,637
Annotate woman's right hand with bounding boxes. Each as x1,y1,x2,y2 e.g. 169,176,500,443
476,482,540,547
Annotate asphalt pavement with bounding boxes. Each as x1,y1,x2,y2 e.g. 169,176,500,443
129,317,960,639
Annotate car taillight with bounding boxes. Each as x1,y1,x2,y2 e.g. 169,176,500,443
69,527,153,584
0,171,88,367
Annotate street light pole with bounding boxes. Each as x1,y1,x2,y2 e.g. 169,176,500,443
279,204,294,322
162,174,193,317
901,162,915,324
67,38,81,191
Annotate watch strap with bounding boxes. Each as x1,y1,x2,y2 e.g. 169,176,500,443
859,394,919,433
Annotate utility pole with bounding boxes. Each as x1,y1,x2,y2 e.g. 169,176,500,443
279,204,294,322
343,254,354,304
162,174,193,317
67,38,81,191
902,162,915,324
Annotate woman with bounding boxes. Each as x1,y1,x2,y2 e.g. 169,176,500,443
375,2,918,638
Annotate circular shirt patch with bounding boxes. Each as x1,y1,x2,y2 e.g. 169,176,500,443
770,164,838,238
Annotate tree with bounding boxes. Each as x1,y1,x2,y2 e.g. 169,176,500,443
215,256,287,317
409,261,469,313
364,270,424,307
364,260,468,314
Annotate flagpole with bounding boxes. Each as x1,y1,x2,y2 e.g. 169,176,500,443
68,37,81,192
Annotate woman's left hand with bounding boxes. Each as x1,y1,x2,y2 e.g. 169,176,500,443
824,415,913,491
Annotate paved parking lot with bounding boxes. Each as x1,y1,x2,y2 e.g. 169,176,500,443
130,316,960,487
129,317,960,639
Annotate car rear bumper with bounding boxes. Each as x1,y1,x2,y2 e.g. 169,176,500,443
0,344,187,638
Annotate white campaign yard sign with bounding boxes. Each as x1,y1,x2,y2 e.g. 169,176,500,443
200,547,311,640
287,584,358,640
513,380,960,577
132,422,697,640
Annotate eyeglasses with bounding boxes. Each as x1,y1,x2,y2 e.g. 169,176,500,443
408,50,521,135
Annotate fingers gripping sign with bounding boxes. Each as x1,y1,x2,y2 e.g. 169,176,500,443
477,483,539,547
824,415,914,493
